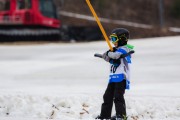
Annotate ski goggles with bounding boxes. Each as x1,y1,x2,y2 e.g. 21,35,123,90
110,34,127,43
110,34,119,43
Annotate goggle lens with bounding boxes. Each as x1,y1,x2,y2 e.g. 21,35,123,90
110,35,118,43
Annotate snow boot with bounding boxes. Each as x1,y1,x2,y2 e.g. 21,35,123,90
95,115,111,120
111,115,127,120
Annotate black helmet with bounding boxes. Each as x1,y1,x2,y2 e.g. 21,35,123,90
110,28,130,47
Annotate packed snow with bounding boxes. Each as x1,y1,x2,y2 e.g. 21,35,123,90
0,36,180,120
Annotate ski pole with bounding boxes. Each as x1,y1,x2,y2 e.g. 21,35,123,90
86,0,113,51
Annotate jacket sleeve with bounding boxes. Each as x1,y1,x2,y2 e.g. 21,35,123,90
108,46,131,59
107,51,122,59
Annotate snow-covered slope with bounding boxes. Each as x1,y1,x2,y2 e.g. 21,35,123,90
0,36,180,120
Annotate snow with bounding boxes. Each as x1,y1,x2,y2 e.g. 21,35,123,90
0,36,180,120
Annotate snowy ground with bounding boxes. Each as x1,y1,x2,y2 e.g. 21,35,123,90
0,36,180,120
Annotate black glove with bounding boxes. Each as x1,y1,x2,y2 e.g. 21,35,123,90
112,47,117,52
106,47,117,57
107,47,117,52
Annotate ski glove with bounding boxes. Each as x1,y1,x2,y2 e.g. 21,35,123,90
108,47,117,52
111,47,117,52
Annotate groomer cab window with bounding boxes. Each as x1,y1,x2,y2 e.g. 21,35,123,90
0,0,10,11
17,0,31,9
39,0,58,19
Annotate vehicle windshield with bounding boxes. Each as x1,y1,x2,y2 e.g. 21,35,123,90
39,0,58,19
17,0,31,10
0,0,10,11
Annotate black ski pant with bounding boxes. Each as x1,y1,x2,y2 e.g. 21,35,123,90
100,80,126,118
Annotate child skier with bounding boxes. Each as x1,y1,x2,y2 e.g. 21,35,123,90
96,28,133,120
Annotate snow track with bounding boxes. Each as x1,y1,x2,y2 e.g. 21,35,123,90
0,36,180,119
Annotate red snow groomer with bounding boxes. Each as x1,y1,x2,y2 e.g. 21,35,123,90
0,0,60,41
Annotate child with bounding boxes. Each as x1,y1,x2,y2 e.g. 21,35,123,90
96,28,133,120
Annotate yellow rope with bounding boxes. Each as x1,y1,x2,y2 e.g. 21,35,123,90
86,0,113,51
